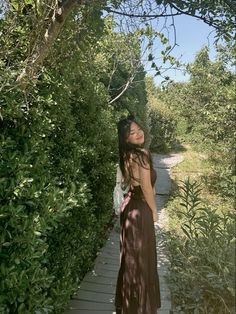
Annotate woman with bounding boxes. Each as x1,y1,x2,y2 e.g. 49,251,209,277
114,115,161,314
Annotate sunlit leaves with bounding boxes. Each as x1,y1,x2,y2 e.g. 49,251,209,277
156,45,235,197
165,177,235,313
145,76,177,152
0,3,150,312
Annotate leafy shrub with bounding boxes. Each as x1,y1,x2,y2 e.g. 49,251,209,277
164,178,235,314
156,47,235,198
148,107,177,153
0,5,149,313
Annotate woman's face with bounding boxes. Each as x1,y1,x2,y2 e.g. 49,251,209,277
126,122,144,145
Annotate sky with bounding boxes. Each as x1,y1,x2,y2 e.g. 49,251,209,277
145,14,217,85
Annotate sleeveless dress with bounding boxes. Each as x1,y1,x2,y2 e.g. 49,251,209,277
114,168,161,314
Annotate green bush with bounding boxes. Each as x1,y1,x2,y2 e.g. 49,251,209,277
148,107,177,153
157,47,235,198
0,5,149,313
164,178,235,314
0,90,113,313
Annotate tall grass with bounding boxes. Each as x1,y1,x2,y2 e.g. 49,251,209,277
163,178,235,314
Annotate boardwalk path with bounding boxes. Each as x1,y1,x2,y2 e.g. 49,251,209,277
65,153,184,314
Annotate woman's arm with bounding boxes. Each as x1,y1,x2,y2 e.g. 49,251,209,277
152,186,158,222
138,155,158,222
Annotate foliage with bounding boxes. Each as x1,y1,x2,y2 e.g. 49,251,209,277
145,76,177,152
164,178,235,314
0,0,235,313
106,0,236,41
156,46,235,197
0,3,149,313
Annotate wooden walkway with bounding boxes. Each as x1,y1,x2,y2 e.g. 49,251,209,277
64,153,183,314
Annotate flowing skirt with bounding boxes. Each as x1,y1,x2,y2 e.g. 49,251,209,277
114,195,161,314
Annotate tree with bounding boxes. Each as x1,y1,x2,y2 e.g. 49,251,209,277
156,46,235,196
2,0,235,88
106,0,236,41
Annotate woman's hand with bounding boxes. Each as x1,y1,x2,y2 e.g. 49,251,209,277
152,210,158,223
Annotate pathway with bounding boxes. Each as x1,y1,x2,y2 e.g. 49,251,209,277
64,152,184,314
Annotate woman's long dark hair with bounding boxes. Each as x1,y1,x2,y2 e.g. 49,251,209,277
117,115,153,189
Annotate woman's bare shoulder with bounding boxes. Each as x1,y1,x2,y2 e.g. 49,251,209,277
133,148,151,168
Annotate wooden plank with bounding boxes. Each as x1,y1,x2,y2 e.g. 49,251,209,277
88,268,118,279
106,237,120,244
95,260,120,271
96,252,120,262
95,254,120,263
72,289,114,303
65,299,115,311
83,272,117,285
94,262,119,272
100,241,119,250
104,237,119,244
159,299,172,310
65,310,115,314
79,281,116,294
99,247,120,257
158,310,171,314
107,230,120,239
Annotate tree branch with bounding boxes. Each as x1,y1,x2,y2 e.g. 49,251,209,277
106,3,226,32
106,7,181,18
168,2,219,29
109,75,135,104
16,0,84,87
223,0,236,13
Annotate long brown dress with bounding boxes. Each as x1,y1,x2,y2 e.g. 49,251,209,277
115,168,161,314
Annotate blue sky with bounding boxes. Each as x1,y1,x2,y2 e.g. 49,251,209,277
145,14,217,85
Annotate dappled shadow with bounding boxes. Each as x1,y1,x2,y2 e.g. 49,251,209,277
64,153,183,314
114,193,161,313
